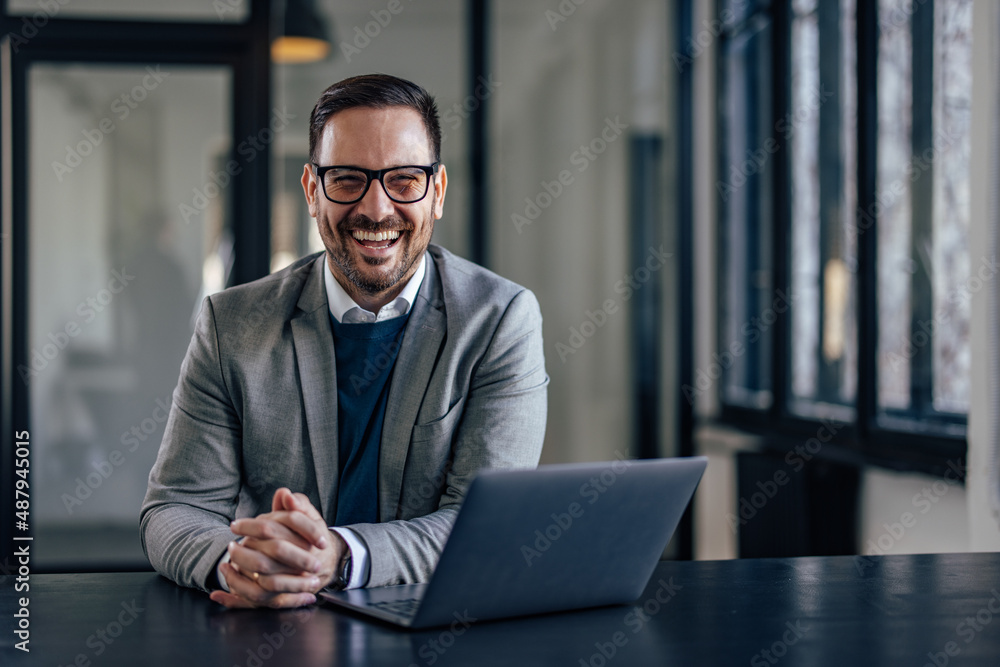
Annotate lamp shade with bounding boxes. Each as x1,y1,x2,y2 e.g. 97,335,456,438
273,0,331,64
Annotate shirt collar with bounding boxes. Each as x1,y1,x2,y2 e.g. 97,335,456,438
323,253,426,324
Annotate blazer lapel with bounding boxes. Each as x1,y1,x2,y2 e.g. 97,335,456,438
290,255,340,522
379,253,446,520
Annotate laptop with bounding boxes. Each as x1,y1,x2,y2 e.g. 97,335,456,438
319,456,707,629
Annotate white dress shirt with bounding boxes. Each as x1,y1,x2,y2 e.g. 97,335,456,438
217,254,426,593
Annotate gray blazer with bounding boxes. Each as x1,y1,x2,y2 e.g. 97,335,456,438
140,245,548,591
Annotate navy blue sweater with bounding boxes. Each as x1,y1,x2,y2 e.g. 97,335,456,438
329,314,409,526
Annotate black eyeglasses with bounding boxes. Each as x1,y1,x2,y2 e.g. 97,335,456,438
312,162,440,204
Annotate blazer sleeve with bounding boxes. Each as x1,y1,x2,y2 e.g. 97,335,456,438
348,288,549,587
140,297,243,592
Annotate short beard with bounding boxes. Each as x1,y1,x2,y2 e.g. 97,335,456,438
329,214,414,295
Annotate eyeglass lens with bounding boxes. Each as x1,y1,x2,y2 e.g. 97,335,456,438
324,167,429,203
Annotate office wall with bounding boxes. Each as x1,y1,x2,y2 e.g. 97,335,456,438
966,0,1000,552
489,0,677,465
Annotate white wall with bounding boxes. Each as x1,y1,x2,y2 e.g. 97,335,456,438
489,0,676,464
966,0,1000,552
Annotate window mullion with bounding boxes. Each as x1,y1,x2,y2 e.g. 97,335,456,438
909,0,936,416
855,0,879,441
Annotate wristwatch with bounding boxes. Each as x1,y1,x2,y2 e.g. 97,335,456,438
333,553,352,590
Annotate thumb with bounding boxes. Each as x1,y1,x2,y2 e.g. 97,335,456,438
290,492,324,521
272,487,295,512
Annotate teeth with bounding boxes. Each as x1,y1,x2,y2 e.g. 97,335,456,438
352,230,400,242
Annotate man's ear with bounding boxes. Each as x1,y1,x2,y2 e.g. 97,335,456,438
301,163,319,218
432,164,448,220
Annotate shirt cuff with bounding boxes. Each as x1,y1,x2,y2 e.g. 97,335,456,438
330,527,371,589
215,537,245,592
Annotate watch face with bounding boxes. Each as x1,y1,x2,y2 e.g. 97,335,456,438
338,554,352,589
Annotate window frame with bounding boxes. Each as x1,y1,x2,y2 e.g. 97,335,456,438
0,0,273,571
715,0,968,479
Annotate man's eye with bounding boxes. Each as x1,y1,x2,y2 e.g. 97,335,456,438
333,176,365,187
388,175,418,187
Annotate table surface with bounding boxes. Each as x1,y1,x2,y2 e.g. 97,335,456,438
3,552,1000,666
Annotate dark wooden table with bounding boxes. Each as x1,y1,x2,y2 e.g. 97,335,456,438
3,553,1000,666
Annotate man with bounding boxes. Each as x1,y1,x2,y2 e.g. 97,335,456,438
140,74,548,609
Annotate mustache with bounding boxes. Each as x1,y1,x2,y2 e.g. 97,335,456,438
338,214,411,233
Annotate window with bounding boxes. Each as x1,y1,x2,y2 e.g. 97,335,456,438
716,0,972,473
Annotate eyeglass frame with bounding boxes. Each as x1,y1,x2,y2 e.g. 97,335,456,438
311,161,441,205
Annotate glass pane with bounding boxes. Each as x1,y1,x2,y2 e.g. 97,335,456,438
722,0,770,27
7,0,249,22
788,0,857,415
875,0,913,411
789,7,821,402
271,0,468,272
27,63,232,569
876,0,971,421
930,0,972,414
720,20,774,410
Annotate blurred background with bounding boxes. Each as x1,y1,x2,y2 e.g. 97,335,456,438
1,0,998,573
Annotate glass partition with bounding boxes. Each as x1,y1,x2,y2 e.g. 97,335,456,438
27,63,232,569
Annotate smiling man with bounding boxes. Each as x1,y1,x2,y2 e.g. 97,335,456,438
140,75,548,608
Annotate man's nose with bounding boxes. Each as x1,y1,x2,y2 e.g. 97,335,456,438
355,177,396,221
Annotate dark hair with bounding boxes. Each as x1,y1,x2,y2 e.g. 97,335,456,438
308,74,441,164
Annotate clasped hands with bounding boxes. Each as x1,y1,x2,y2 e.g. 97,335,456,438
209,488,347,609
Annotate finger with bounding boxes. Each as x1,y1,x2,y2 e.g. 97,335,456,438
236,536,322,574
235,511,328,550
254,572,323,595
220,563,317,608
290,493,325,522
228,540,312,577
219,562,270,604
230,517,313,550
272,487,295,513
